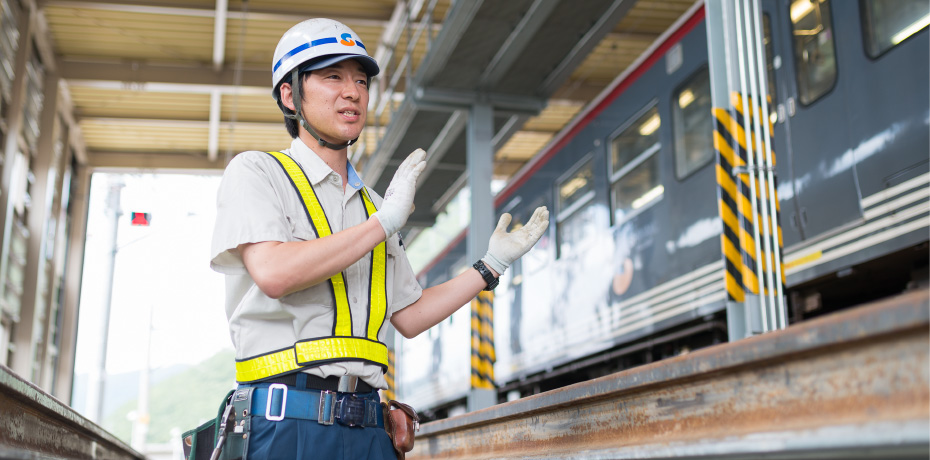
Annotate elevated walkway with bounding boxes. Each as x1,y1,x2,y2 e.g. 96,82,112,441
409,289,930,459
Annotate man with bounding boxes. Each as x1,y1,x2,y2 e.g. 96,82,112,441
210,18,548,459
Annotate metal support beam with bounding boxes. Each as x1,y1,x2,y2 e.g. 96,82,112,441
477,0,559,87
417,0,484,85
541,0,637,95
466,102,496,413
363,0,484,186
414,87,545,116
422,110,467,187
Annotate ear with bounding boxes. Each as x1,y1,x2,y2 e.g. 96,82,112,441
279,82,295,111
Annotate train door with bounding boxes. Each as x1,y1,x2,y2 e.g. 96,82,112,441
757,1,801,248
762,0,863,242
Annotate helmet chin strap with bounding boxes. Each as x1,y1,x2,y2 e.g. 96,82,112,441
286,68,358,150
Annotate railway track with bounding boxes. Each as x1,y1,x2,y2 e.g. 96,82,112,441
0,289,925,459
408,288,930,459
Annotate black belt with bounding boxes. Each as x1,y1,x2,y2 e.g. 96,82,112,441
263,374,375,393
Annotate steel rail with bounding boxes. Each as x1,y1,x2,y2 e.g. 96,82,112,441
0,364,144,460
409,289,930,459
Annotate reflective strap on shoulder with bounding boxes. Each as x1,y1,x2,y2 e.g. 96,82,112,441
359,187,388,341
295,337,389,369
265,151,352,336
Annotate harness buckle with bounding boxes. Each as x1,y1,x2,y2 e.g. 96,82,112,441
337,395,366,427
265,384,288,422
318,390,336,425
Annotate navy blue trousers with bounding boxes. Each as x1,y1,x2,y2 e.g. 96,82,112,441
243,383,396,460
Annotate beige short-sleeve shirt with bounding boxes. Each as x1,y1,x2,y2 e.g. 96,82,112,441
210,138,422,389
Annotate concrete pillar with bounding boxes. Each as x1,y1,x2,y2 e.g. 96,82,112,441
11,72,59,382
52,163,91,403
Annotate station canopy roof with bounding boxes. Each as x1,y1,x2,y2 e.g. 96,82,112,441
43,0,697,227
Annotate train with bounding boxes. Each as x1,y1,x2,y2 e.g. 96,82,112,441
396,0,929,418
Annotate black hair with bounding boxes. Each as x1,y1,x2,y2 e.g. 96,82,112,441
275,72,309,139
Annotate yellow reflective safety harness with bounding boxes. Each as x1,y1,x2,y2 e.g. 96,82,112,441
234,151,389,383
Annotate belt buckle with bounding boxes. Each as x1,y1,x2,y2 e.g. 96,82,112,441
265,383,287,422
318,390,336,425
337,375,358,393
337,394,366,427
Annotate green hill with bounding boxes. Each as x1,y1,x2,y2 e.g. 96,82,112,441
106,348,237,444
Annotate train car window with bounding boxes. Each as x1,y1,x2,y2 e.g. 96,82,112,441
609,105,663,225
672,68,713,179
556,158,596,257
789,0,837,105
861,0,929,57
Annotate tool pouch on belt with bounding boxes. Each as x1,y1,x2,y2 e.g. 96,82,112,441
182,388,254,460
382,400,419,460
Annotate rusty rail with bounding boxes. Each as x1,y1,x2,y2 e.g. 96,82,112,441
409,289,930,459
0,365,143,460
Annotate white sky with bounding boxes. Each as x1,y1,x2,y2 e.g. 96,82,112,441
74,172,231,377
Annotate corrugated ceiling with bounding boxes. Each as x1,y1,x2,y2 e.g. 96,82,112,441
40,0,697,204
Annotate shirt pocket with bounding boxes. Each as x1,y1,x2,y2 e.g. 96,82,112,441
287,215,317,242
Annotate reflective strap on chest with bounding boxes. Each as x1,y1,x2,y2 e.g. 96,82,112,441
234,151,388,383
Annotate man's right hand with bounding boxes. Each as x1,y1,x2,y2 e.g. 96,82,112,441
372,148,427,238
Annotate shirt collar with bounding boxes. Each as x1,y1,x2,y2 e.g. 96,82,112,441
288,138,366,191
346,162,364,191
288,138,331,186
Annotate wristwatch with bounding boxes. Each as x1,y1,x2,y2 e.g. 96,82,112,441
473,260,499,291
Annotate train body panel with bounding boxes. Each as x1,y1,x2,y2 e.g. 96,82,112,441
398,1,929,414
767,0,929,284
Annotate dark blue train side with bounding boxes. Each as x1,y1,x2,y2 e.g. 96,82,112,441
398,0,929,417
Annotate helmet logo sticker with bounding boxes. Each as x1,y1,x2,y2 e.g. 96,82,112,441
340,33,355,47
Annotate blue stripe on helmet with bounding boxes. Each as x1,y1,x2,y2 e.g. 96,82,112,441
356,39,366,50
311,37,338,47
272,37,342,72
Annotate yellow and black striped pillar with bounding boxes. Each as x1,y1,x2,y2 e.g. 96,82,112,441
730,92,786,296
470,291,496,390
714,92,786,329
383,348,397,402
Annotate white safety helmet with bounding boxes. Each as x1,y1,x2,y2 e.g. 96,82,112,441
271,18,380,149
272,18,380,99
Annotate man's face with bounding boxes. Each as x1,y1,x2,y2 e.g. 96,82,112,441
299,59,369,146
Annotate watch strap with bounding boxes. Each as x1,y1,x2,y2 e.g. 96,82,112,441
473,260,499,291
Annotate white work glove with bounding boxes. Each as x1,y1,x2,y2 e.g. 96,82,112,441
372,148,427,238
482,206,549,275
